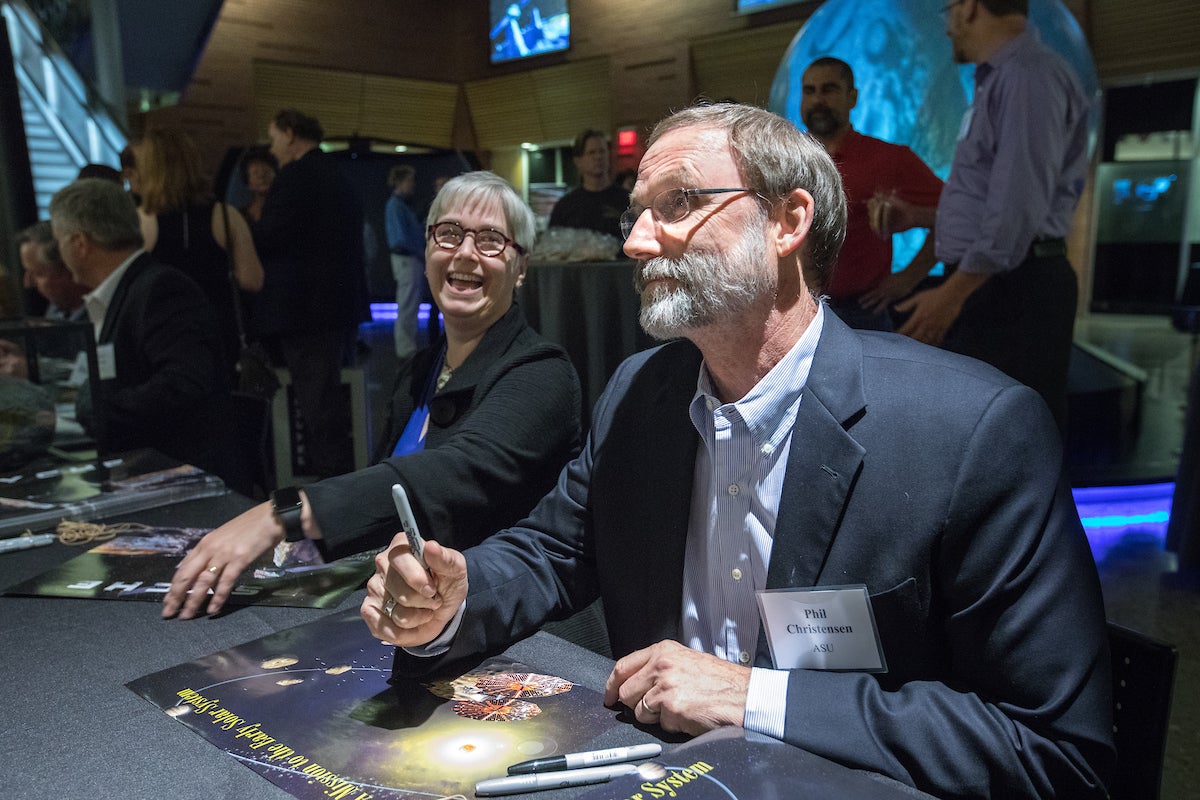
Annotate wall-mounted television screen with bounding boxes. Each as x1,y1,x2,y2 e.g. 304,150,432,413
490,1,570,64
735,0,812,14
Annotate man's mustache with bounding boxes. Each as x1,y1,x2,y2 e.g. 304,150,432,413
635,258,690,294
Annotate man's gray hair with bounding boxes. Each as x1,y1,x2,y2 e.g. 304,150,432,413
425,171,536,255
49,178,143,250
647,102,847,294
16,220,66,268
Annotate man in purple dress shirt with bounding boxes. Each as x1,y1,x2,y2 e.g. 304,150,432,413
894,0,1089,430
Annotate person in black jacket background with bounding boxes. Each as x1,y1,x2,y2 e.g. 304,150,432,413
253,109,369,479
48,178,243,488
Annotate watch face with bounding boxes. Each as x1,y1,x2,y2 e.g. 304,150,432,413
273,486,302,512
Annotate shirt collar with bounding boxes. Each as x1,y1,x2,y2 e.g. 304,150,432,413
978,28,1037,86
84,249,143,340
689,304,825,450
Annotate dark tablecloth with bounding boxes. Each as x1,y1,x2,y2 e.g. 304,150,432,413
0,492,933,800
519,259,655,422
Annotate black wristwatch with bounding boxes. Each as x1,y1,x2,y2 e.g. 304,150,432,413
271,486,305,542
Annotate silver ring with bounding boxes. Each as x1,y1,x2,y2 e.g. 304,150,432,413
382,595,397,617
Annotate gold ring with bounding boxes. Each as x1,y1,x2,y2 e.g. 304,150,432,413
207,565,219,574
382,596,397,617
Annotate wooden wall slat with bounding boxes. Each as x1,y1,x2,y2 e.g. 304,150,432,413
691,22,801,107
251,62,459,148
465,59,611,149
1090,0,1200,79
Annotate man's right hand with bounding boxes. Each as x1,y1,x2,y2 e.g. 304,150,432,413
361,535,468,647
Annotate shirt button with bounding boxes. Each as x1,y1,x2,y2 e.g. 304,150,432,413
731,568,743,581
706,397,718,411
761,443,774,456
739,650,751,664
727,484,739,496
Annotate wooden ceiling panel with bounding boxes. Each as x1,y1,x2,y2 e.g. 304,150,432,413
253,61,458,147
465,59,611,149
691,22,800,108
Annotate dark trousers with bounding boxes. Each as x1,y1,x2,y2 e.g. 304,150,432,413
1167,360,1200,569
944,253,1078,432
276,328,356,480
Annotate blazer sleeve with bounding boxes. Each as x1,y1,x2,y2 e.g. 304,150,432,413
777,385,1112,798
306,349,581,557
99,271,226,436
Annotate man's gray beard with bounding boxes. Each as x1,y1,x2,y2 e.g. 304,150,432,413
637,218,775,341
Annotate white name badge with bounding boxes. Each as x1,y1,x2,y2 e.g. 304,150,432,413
755,585,887,673
96,343,117,380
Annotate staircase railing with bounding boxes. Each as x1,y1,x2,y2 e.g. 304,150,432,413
2,0,127,214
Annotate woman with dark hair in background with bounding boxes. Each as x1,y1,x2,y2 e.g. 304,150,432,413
237,146,277,225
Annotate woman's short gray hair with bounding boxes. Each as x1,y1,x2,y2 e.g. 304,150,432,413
647,102,847,294
425,171,536,254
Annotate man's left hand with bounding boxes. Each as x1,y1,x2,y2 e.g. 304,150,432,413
604,640,750,736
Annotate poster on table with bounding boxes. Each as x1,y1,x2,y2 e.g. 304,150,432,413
3,526,374,608
126,611,623,800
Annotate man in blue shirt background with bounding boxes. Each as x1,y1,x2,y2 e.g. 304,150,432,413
894,0,1089,430
386,164,428,360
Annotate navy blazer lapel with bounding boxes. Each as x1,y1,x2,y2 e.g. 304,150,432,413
766,313,867,590
97,253,150,344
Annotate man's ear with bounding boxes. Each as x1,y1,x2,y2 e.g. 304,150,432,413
772,187,814,259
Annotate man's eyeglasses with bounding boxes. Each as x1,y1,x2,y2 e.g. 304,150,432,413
427,222,525,257
619,187,763,239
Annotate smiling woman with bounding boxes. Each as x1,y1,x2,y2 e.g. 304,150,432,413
424,174,536,375
162,170,583,621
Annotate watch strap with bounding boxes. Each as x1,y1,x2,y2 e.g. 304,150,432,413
272,487,305,542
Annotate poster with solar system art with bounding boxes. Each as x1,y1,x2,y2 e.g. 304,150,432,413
127,610,621,800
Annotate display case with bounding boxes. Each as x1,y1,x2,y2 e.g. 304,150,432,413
0,318,102,465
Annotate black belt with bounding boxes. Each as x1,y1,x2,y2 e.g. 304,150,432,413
1027,238,1066,259
943,238,1067,274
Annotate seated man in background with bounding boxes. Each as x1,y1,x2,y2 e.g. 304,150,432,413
48,178,242,487
17,221,87,322
366,103,1113,799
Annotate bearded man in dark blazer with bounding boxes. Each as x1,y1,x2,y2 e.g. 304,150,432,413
364,104,1113,800
48,178,239,485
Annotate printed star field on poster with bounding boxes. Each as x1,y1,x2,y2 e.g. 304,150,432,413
127,611,622,800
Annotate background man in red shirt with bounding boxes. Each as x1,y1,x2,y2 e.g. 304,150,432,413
801,56,943,331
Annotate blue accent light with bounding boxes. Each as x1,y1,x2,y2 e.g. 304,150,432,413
1071,483,1174,562
370,303,440,324
1080,511,1171,529
371,303,398,321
